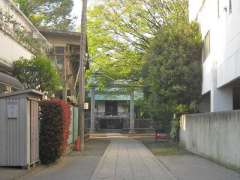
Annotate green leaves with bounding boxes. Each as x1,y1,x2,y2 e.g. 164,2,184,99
39,99,71,164
13,54,62,94
87,0,202,132
88,0,185,89
14,0,74,30
143,20,202,130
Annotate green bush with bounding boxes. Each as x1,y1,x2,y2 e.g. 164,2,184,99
39,99,70,164
13,54,62,95
170,118,180,141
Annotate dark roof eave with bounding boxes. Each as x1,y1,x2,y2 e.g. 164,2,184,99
39,28,81,38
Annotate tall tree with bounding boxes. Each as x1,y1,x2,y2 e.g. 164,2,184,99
87,0,187,88
88,0,202,132
14,0,74,30
142,21,202,131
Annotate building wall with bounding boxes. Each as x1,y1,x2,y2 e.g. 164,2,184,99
0,0,36,33
0,0,36,67
96,101,129,114
41,34,80,47
118,102,129,113
0,31,33,66
199,93,210,113
0,0,49,68
39,31,81,99
189,0,240,112
180,112,240,169
96,101,105,113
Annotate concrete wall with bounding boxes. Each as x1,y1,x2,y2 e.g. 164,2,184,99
0,31,33,66
180,111,240,169
0,0,49,67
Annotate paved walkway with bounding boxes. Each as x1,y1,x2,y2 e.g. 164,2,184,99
2,138,239,180
158,155,240,180
90,139,176,180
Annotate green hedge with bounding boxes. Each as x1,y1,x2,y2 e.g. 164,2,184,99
39,99,70,164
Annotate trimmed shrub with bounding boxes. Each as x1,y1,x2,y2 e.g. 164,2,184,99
39,99,71,164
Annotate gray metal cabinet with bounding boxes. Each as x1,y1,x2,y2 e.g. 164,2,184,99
0,90,42,167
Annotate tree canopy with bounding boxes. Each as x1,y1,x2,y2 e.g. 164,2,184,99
13,55,62,94
87,0,188,89
143,21,202,131
14,0,74,30
88,0,202,132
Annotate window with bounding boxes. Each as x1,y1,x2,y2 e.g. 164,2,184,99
105,101,118,115
233,87,240,110
229,0,232,14
202,31,210,62
52,46,65,71
56,55,64,70
55,47,64,54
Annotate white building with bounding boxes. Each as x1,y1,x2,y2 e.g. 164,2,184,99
0,0,49,93
190,0,240,112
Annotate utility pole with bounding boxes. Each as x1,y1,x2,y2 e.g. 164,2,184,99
90,87,95,132
129,90,135,133
78,0,87,151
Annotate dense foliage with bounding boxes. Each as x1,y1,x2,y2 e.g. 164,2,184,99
87,0,187,88
39,99,71,164
143,22,202,132
14,0,74,30
88,0,202,133
6,0,203,138
13,55,61,94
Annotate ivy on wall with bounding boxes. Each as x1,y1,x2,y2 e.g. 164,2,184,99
0,8,48,54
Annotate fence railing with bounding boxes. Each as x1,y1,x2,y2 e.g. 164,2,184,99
95,112,130,118
135,119,153,129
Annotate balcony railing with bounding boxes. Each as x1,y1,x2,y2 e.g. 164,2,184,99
0,8,49,54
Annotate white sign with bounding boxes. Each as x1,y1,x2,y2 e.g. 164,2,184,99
7,103,18,119
84,103,89,110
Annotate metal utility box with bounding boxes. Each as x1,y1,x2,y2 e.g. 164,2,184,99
0,90,43,167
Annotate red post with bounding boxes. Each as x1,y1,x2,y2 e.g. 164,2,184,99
75,137,81,151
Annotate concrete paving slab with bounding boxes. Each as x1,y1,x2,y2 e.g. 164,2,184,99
0,167,28,180
22,156,100,180
19,139,110,180
158,155,240,180
90,139,176,180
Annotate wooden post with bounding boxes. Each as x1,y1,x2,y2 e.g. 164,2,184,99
78,0,87,151
63,46,68,101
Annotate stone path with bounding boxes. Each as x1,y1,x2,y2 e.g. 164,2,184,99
90,139,176,180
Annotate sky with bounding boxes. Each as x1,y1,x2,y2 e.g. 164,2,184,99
72,0,103,28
